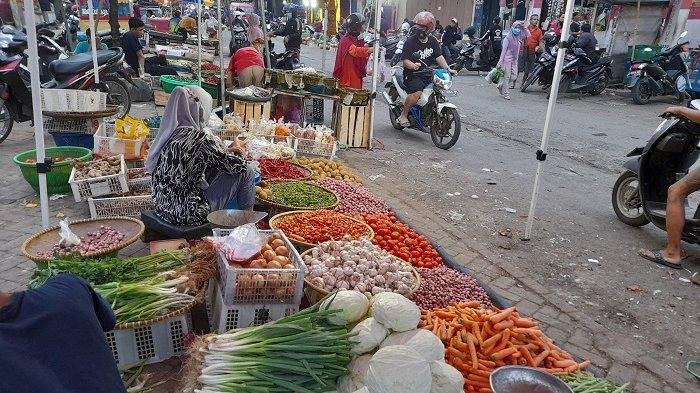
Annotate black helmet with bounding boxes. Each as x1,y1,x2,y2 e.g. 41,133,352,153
464,26,476,38
345,13,366,36
543,31,559,46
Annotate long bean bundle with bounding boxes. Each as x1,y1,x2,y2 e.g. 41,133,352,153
95,276,195,324
196,303,353,393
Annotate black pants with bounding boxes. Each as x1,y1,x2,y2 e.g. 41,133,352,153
145,56,178,76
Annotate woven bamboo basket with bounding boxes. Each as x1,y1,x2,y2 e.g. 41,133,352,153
21,217,145,263
268,210,374,250
114,294,201,330
259,162,313,182
299,247,421,304
256,181,339,212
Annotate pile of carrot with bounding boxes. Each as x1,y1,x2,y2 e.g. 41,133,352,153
419,302,590,392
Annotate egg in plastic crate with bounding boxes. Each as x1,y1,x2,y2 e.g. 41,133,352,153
68,155,129,202
104,313,191,366
212,228,305,306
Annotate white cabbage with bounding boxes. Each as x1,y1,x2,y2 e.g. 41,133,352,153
370,292,420,332
349,317,388,355
429,361,464,393
337,355,372,393
364,345,431,393
321,290,370,325
379,329,445,362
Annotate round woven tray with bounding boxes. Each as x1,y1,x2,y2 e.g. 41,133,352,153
21,217,145,263
115,296,199,330
43,105,121,119
256,181,339,212
268,210,374,249
299,247,421,304
259,162,313,182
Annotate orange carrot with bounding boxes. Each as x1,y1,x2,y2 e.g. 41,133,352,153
553,359,576,368
464,300,481,308
435,310,456,319
532,349,550,367
466,333,478,370
447,347,466,360
519,347,535,367
493,319,514,331
577,360,591,370
472,322,483,345
467,374,489,383
515,318,537,328
489,307,515,324
481,332,502,349
490,347,518,361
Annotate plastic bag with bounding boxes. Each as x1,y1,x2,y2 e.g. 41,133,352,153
58,218,81,248
217,224,266,262
366,47,387,82
485,66,504,85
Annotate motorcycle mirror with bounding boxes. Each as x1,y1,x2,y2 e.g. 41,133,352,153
411,51,421,61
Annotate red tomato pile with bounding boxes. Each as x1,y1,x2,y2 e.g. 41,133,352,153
362,213,442,268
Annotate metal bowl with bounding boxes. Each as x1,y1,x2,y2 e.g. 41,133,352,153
490,366,573,393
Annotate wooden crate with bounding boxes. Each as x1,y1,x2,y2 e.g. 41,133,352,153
230,100,271,123
154,90,170,106
334,102,372,148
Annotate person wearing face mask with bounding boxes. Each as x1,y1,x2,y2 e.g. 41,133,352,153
496,20,529,99
146,86,254,226
396,11,455,127
333,13,372,89
519,14,544,89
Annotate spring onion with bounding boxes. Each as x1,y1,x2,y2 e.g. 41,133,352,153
560,372,630,393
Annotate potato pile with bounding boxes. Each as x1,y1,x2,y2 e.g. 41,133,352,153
73,156,121,180
293,157,362,184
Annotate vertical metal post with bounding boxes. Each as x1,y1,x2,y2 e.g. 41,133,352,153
198,0,203,87
218,0,226,113
321,9,328,72
631,0,641,61
24,2,50,227
86,0,100,83
367,0,382,150
260,0,271,67
522,0,576,240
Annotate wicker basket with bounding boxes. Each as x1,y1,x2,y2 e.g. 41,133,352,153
268,210,374,250
68,155,129,202
21,217,145,263
256,181,339,212
258,162,313,182
299,248,421,304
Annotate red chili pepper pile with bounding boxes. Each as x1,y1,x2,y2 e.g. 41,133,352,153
200,63,220,71
362,212,443,268
274,210,370,244
258,158,307,180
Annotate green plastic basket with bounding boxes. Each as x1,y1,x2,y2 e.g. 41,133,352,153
160,75,219,99
13,147,92,195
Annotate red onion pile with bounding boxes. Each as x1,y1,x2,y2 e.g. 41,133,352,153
37,226,126,258
313,178,390,215
412,265,492,309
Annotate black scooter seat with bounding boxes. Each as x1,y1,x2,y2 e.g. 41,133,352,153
49,49,120,80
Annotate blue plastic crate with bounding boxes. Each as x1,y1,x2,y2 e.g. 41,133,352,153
49,132,94,150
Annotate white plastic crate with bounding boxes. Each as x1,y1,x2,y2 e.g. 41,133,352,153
43,117,98,134
126,168,152,193
94,123,147,160
68,155,129,202
212,229,305,305
105,313,191,366
209,283,298,333
41,89,107,112
293,137,337,159
88,194,153,219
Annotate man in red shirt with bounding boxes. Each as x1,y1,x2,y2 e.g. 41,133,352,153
519,14,544,88
227,46,265,88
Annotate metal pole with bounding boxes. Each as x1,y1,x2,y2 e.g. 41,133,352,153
86,0,100,83
321,9,328,72
24,2,50,227
631,0,641,61
198,0,203,87
367,0,382,150
522,0,576,240
218,0,225,113
260,0,271,67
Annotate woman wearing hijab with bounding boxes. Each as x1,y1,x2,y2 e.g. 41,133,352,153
245,13,265,54
333,13,371,89
496,20,529,100
145,86,254,226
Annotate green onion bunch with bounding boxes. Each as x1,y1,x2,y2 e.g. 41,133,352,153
559,372,630,393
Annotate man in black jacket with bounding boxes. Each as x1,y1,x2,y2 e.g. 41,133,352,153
441,18,462,65
281,9,303,51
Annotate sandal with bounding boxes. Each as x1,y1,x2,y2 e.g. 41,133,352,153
638,249,682,269
397,116,411,127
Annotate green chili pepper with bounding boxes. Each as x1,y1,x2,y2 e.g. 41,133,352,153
268,181,337,208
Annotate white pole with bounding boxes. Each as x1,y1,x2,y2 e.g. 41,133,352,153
522,0,576,240
86,0,100,83
217,0,225,113
198,0,202,87
260,0,271,67
367,0,382,150
24,2,50,227
631,0,641,61
321,9,328,72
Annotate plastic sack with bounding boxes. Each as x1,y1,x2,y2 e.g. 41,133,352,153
58,218,81,248
485,66,505,85
366,47,387,83
216,224,266,262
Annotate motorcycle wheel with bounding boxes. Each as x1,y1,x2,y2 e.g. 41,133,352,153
430,107,461,150
521,67,541,92
0,100,14,144
612,171,650,227
389,105,404,130
588,72,609,96
99,76,132,119
547,75,570,99
631,79,652,105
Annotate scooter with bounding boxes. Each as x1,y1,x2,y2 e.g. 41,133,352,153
383,53,461,150
382,32,402,60
550,43,612,98
451,28,494,73
521,31,560,92
612,100,700,246
629,31,690,105
389,35,405,66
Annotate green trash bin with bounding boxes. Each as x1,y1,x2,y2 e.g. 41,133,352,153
624,45,663,84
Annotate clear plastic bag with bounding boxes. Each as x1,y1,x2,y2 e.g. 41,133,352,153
58,218,81,248
219,224,266,262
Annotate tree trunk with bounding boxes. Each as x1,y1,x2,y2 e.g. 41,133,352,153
109,0,121,47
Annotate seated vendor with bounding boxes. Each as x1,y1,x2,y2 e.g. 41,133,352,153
226,45,264,88
145,86,255,226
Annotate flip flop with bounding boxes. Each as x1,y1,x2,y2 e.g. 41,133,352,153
638,249,682,269
398,118,411,127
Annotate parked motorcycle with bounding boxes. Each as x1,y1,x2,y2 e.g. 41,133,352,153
383,53,461,150
382,32,402,60
270,49,302,71
389,35,405,67
549,42,612,98
450,27,493,73
628,31,690,105
521,31,559,92
612,100,700,247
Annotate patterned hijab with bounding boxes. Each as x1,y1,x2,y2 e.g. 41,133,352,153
145,86,212,173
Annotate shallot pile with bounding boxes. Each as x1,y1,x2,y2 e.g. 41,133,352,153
37,225,126,258
313,178,390,215
303,236,417,299
412,265,492,309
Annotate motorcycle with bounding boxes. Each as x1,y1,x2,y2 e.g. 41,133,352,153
521,31,559,92
389,35,405,67
612,100,700,247
270,49,302,70
550,41,612,98
451,28,494,73
628,31,690,105
383,53,461,150
0,47,133,143
382,32,402,60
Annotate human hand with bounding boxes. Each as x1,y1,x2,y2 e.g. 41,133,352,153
412,62,422,70
660,106,685,118
228,138,245,155
449,68,457,75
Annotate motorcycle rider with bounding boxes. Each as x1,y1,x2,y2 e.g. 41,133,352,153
280,8,303,51
396,11,455,127
441,18,462,65
638,106,700,269
575,23,598,59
